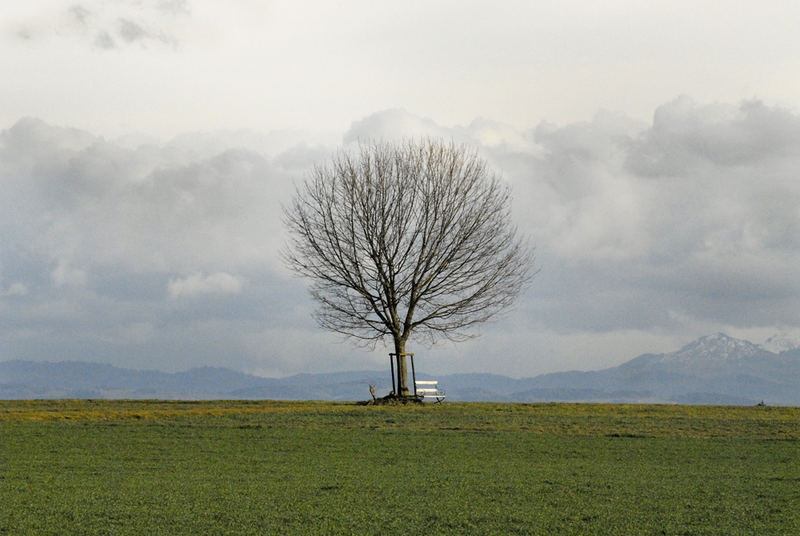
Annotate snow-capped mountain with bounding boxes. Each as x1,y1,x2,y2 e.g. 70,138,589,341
627,333,775,377
671,333,767,362
517,333,799,405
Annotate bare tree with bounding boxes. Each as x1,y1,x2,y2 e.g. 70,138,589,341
283,139,533,397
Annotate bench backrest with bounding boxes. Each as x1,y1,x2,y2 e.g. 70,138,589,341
415,380,444,398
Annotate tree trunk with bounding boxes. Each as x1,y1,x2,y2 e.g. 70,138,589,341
394,338,411,397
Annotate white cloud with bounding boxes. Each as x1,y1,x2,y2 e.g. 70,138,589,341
347,103,800,334
51,261,88,287
1,119,304,276
8,1,188,50
5,3,800,141
4,1,800,379
344,109,451,144
2,100,800,376
1,282,28,297
168,272,243,299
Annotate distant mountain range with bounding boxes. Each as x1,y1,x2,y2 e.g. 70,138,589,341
2,333,799,404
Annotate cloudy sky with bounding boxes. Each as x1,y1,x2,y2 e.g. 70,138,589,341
2,1,800,378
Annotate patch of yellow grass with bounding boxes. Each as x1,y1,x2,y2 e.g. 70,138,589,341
0,399,348,421
2,400,797,440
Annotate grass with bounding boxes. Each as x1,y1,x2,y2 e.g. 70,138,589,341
1,400,798,535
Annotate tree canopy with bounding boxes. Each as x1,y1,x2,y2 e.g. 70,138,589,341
283,139,533,396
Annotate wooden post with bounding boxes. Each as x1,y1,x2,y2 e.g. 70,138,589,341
389,354,396,395
410,354,417,397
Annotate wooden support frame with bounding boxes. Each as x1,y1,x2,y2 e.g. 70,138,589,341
387,353,444,402
388,353,415,397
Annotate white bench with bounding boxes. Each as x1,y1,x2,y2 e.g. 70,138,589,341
415,380,445,402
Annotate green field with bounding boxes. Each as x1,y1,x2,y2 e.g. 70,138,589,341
1,400,798,535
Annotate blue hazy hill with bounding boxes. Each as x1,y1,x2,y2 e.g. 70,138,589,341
2,334,798,404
